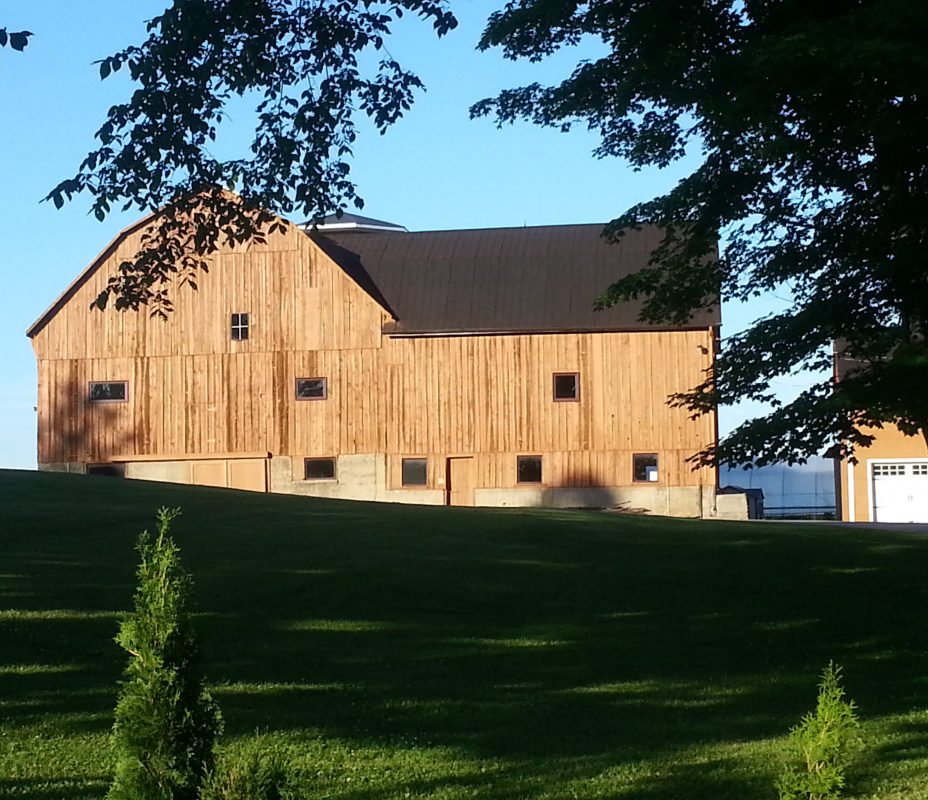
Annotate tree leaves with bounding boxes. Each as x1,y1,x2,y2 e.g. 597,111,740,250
0,27,33,51
475,0,928,465
50,0,458,316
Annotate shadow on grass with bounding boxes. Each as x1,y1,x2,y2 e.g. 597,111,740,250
3,469,928,799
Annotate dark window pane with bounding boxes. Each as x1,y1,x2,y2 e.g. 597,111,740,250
517,455,542,483
296,378,327,399
402,458,427,486
304,458,336,480
633,454,659,482
87,463,125,478
553,373,579,401
89,382,127,402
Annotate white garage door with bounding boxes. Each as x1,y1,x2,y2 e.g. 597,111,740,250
872,462,928,523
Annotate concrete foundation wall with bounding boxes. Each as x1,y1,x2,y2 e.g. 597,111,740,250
270,454,381,501
38,462,87,474
475,485,711,517
269,455,447,505
40,457,725,518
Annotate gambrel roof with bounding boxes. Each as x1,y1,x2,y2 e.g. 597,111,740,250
314,223,720,335
27,214,719,339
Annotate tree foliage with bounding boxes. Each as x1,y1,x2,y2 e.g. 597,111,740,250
49,0,456,317
109,508,222,800
474,0,928,465
0,27,32,52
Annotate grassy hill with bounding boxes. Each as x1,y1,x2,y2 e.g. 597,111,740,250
1,469,927,800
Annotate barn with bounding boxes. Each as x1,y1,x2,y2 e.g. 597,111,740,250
27,211,726,516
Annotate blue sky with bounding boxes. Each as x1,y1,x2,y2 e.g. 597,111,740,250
0,1,820,470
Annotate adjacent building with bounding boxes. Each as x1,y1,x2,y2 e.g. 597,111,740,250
833,347,928,523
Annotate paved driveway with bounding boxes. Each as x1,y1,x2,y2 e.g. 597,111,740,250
759,519,928,534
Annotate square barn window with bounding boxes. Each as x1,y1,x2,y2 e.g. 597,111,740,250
231,312,250,340
89,381,127,403
401,458,428,486
304,457,336,481
295,377,327,400
633,454,659,483
553,373,579,401
517,455,543,484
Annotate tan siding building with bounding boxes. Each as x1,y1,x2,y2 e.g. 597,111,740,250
836,426,928,523
833,348,928,523
28,213,723,516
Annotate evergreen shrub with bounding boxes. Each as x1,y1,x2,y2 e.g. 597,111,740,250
108,507,222,800
776,662,862,800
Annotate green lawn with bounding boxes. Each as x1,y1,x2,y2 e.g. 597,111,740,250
2,469,928,800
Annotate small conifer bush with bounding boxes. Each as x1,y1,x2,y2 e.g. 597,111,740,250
776,662,862,800
108,508,222,800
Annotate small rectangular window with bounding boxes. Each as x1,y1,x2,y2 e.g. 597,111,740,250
401,458,428,486
296,377,327,400
304,457,336,481
231,313,250,341
517,455,543,484
553,373,579,401
87,463,126,478
633,454,659,483
89,381,128,403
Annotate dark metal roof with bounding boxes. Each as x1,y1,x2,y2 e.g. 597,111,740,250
313,223,720,335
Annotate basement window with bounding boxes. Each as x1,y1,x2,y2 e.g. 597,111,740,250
633,454,659,483
89,381,128,403
231,312,250,341
401,458,428,487
296,377,327,400
304,457,336,481
87,463,126,478
553,373,579,402
517,455,543,484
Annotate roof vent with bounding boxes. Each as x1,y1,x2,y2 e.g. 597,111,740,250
304,212,407,234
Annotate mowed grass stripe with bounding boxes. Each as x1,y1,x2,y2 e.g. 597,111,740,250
1,468,927,799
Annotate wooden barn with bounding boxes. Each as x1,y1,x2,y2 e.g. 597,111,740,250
27,211,725,516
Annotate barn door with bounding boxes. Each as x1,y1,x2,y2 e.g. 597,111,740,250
190,458,268,492
447,457,475,507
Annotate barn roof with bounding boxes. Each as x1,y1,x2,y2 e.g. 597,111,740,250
313,223,720,335
27,215,720,339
